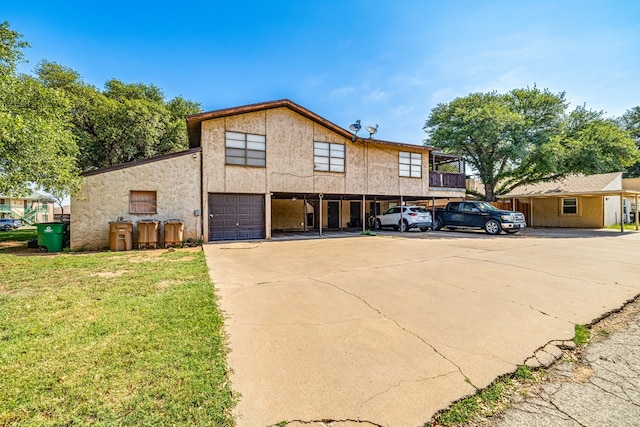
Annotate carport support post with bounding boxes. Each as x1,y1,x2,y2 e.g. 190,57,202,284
634,194,638,231
362,194,366,233
620,193,624,233
431,196,435,226
303,195,307,234
400,195,404,233
319,194,323,237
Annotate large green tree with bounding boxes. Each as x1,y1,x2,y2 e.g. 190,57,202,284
35,61,201,171
0,22,80,197
424,87,638,200
620,106,640,177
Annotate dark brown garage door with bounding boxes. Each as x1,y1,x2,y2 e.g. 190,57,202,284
208,193,265,241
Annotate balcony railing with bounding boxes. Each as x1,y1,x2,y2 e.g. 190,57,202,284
429,171,466,189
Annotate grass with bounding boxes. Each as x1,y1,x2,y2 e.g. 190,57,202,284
605,223,639,230
0,227,37,243
431,365,543,426
0,248,235,426
574,324,591,346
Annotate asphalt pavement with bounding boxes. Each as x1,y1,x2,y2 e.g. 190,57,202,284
478,296,640,427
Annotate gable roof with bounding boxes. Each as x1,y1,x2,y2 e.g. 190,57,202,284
186,98,433,152
501,172,631,198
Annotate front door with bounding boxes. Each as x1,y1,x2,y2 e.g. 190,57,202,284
350,201,361,228
327,201,340,229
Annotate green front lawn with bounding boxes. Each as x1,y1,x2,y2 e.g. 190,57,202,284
0,227,37,243
0,248,235,426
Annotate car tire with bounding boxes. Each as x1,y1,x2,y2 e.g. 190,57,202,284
373,218,382,230
398,219,408,232
484,219,502,235
432,218,442,231
1,224,11,231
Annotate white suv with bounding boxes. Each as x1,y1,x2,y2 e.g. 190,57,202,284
373,206,432,232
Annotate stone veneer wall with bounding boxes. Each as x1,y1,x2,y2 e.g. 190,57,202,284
71,150,201,250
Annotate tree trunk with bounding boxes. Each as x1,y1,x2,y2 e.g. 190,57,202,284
484,183,497,201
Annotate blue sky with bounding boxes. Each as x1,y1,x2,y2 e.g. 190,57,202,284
4,0,640,144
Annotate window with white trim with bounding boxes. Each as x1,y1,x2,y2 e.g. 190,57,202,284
314,142,345,172
399,151,422,178
225,131,266,167
562,197,578,215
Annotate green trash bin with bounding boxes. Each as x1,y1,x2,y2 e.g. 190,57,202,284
36,222,68,252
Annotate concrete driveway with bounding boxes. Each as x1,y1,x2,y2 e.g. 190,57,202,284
203,229,640,427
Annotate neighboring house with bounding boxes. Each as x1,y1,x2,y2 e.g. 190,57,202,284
0,191,54,224
71,99,466,249
53,205,71,223
499,172,640,229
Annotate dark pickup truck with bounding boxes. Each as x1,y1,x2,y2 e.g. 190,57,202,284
432,201,526,235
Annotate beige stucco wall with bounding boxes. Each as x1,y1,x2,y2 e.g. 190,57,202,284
71,151,201,250
199,106,466,236
271,199,312,230
200,107,438,198
531,196,603,228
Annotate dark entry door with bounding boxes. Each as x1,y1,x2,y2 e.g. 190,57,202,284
208,193,265,241
327,201,340,229
350,201,361,227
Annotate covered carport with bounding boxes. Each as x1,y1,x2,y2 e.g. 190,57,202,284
269,192,436,237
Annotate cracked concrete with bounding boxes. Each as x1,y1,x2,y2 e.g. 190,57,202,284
481,297,640,427
203,228,640,427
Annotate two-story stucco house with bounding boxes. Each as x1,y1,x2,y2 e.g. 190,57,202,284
71,99,466,249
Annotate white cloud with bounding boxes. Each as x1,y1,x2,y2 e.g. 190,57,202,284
363,88,388,101
329,86,357,98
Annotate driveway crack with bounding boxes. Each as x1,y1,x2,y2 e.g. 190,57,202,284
310,277,478,389
267,419,383,427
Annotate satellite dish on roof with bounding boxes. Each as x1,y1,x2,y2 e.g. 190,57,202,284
348,120,361,141
365,124,378,139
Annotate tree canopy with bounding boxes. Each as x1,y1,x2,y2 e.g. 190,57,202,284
424,87,639,200
35,60,201,171
1,22,203,198
0,22,80,197
620,106,640,177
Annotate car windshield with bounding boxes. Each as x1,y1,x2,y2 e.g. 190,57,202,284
475,202,499,211
409,207,428,212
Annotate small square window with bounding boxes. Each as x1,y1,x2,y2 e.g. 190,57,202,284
562,198,577,215
130,191,157,214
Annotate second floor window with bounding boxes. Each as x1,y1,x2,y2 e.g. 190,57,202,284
314,142,345,172
225,131,266,167
399,151,422,178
